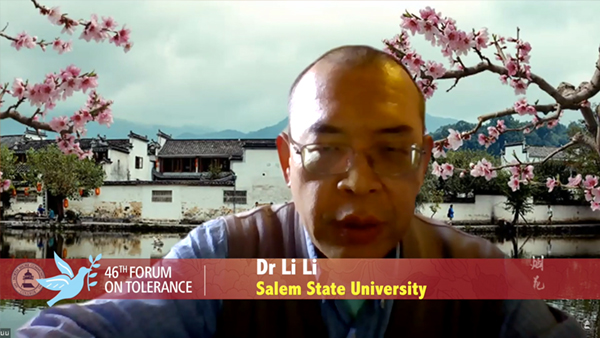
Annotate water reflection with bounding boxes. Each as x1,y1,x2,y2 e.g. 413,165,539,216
0,228,187,260
484,234,600,258
1,228,598,335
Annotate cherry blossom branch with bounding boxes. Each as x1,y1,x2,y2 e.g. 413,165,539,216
0,1,131,158
390,7,600,212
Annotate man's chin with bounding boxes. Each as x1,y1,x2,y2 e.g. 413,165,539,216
319,242,396,259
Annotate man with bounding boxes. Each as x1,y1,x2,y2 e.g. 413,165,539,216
18,45,584,338
447,204,454,224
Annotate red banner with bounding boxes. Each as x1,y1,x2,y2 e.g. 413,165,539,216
1,257,599,301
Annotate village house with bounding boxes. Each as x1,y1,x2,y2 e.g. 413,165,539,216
1,129,291,223
501,140,567,166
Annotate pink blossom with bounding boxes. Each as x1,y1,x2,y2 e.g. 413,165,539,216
60,76,82,99
496,120,506,132
416,79,437,99
47,6,62,25
424,61,446,79
585,189,593,202
441,163,455,180
505,59,518,77
419,7,440,24
432,161,443,177
402,51,425,74
102,16,119,30
446,129,463,150
63,64,81,78
566,174,582,187
593,188,600,202
80,14,109,42
514,98,529,115
470,159,497,181
591,201,600,211
11,32,37,51
521,64,532,80
547,119,559,129
521,165,534,181
487,126,500,139
432,144,446,159
57,134,76,153
80,76,98,93
0,179,11,193
52,39,72,54
499,75,509,85
441,45,453,58
508,176,520,192
508,161,520,177
96,110,113,127
474,28,489,50
420,20,438,45
452,30,472,56
70,111,88,131
11,78,28,100
584,175,598,190
510,79,527,95
401,16,421,36
111,26,131,48
79,150,94,160
546,178,557,192
477,134,494,148
49,116,70,133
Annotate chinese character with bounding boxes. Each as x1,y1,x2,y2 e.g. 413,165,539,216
530,255,544,271
533,275,545,290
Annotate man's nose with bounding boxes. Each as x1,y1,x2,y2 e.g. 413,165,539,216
336,153,382,195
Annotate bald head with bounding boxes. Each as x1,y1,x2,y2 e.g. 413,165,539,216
288,45,426,127
277,46,434,259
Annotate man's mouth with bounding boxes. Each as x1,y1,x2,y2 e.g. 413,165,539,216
333,215,385,244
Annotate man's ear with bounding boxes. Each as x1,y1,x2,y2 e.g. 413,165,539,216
276,133,292,187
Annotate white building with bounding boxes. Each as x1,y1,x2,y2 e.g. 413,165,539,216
501,141,566,166
1,130,292,223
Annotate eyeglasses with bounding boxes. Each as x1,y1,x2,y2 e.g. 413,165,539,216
288,137,426,177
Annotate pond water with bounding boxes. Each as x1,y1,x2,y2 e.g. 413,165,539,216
1,227,598,335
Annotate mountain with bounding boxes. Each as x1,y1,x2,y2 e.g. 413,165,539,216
0,113,458,140
179,113,458,139
0,118,214,139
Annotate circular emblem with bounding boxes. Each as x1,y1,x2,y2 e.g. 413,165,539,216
11,262,46,296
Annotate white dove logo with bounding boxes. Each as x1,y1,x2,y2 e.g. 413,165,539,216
36,252,102,307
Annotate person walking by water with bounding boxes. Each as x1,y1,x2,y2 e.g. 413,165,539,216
547,205,553,225
447,204,454,224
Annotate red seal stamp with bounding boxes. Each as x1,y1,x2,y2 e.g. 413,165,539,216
11,262,46,296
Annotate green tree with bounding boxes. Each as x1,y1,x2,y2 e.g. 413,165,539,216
440,150,505,198
416,166,444,217
23,145,105,219
0,145,17,181
0,145,18,217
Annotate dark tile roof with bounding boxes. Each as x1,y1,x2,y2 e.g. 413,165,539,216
104,179,234,187
242,139,276,149
156,138,277,157
128,131,149,142
152,170,235,182
526,146,566,160
158,139,244,158
0,136,132,154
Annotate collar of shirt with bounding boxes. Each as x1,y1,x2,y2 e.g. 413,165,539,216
302,227,400,308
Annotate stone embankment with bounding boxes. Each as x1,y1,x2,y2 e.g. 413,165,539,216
2,216,600,236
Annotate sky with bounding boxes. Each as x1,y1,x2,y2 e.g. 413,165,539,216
0,1,599,134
